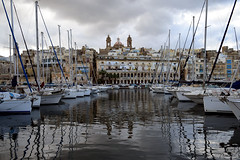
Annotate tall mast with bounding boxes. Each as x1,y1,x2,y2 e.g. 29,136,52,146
207,0,237,82
9,35,12,75
178,33,181,82
203,0,208,88
46,49,49,83
11,0,18,88
67,30,71,85
229,27,239,92
75,42,77,88
41,32,44,82
192,16,195,81
10,0,16,75
58,25,63,83
166,29,171,84
35,1,40,88
70,29,73,85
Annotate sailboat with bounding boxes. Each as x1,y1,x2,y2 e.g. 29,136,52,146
35,1,63,105
183,0,236,111
0,92,31,113
1,0,32,113
226,96,240,120
203,0,237,113
225,28,240,120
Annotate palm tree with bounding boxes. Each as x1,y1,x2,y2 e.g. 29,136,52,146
106,73,113,84
98,69,107,84
112,73,119,84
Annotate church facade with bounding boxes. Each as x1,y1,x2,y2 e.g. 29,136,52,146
97,35,180,85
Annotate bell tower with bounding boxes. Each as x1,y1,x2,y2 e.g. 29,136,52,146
127,35,132,49
106,35,111,49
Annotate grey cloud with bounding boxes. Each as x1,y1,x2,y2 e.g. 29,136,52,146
0,0,238,57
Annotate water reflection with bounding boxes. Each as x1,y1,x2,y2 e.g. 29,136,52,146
0,89,239,159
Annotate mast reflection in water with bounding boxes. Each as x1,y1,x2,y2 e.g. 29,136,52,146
0,89,239,159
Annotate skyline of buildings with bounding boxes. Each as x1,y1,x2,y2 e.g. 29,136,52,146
0,35,239,85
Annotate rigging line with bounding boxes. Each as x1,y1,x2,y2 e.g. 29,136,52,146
152,34,171,83
228,27,239,93
38,4,68,85
173,22,192,81
13,2,40,91
80,54,90,84
43,33,49,49
154,46,164,82
77,44,91,84
167,38,179,84
207,0,237,82
25,2,35,42
1,0,32,92
158,43,167,83
180,0,206,76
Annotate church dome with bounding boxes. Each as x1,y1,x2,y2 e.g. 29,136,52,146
113,38,124,49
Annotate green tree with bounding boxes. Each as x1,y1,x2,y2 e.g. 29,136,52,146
98,69,107,84
106,73,113,83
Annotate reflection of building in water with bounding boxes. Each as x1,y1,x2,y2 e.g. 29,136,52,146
1,90,240,159
95,89,155,136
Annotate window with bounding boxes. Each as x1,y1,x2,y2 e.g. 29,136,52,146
227,59,232,64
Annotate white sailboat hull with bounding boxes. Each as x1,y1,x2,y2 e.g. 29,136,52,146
41,94,62,105
99,87,108,92
62,90,77,99
203,96,231,113
227,97,240,120
32,95,41,107
184,94,204,104
84,89,91,96
176,91,192,102
76,90,85,97
0,99,32,114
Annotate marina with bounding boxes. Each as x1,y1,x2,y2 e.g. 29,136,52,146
0,0,240,159
0,89,239,159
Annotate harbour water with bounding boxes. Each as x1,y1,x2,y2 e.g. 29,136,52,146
0,89,239,159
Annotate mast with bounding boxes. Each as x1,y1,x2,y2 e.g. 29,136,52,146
58,25,63,83
70,29,73,85
229,28,239,92
67,30,71,85
9,34,12,75
75,42,77,88
46,49,49,83
207,0,237,82
192,16,195,81
166,29,171,84
41,32,44,83
178,33,181,82
10,0,18,90
35,1,40,88
203,0,208,88
10,0,16,75
2,0,32,92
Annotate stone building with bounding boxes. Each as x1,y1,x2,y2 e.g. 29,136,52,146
97,35,180,84
18,45,97,85
0,57,12,85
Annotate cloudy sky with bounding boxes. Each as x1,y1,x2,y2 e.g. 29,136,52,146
0,0,239,57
